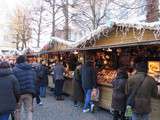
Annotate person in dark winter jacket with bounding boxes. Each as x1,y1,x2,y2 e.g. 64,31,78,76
73,62,83,107
112,67,128,120
32,64,42,105
0,62,20,120
13,55,36,120
128,61,158,120
37,62,48,97
81,59,97,113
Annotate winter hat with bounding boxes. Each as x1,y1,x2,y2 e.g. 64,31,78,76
16,55,27,64
135,62,147,73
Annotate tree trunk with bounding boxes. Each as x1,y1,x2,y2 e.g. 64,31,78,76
146,0,159,22
37,6,43,48
62,0,69,41
90,0,97,30
51,0,56,37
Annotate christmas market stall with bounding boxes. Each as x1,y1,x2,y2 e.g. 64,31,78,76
41,37,81,95
74,21,160,119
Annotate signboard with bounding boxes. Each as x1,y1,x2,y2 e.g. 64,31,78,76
148,61,160,75
148,61,160,95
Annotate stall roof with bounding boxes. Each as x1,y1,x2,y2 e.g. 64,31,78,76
42,20,160,52
74,20,160,48
51,37,75,46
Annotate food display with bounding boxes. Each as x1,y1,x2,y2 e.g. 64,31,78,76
148,61,160,75
148,61,160,96
97,68,117,85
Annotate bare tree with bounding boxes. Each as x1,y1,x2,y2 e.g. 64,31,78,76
10,8,32,51
31,2,46,48
71,0,112,31
146,0,159,22
44,0,61,37
61,0,69,41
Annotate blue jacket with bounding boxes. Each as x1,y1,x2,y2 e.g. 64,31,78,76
13,63,36,96
0,68,20,114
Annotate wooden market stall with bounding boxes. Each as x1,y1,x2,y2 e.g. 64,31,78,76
74,21,160,120
43,22,160,119
41,37,80,94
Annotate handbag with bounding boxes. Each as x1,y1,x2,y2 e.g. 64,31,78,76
127,75,146,108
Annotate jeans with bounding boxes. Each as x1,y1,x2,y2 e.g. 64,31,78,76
83,89,93,110
40,86,46,97
15,94,33,120
132,112,149,120
55,80,64,97
0,113,10,120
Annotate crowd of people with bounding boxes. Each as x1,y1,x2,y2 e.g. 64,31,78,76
0,55,49,120
0,55,159,120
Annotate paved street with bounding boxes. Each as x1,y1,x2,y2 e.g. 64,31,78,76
31,90,112,120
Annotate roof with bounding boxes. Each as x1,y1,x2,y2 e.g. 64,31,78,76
42,20,160,51
75,20,160,48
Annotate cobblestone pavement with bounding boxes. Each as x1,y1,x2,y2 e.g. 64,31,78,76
30,90,112,120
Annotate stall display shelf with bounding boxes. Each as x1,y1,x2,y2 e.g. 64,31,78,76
97,68,117,86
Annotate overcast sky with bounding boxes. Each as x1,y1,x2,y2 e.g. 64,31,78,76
0,0,159,48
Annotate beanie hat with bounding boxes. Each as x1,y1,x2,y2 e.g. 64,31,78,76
16,55,27,64
135,62,148,73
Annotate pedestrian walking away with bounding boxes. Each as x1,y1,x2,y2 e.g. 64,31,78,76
0,62,20,120
32,64,43,105
13,55,36,120
127,58,158,120
37,61,48,98
111,67,128,120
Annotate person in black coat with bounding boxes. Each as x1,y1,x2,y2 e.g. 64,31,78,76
37,62,48,98
72,62,83,107
0,62,20,120
81,59,97,113
111,67,128,120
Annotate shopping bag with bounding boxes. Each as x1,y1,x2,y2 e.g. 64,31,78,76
91,88,100,102
125,105,132,117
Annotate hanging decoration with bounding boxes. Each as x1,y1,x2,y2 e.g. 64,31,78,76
133,27,145,42
153,25,160,40
41,20,160,51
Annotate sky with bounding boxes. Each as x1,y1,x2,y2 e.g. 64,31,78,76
0,0,23,37
0,0,159,50
0,0,33,48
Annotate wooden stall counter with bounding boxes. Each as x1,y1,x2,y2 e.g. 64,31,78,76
63,71,74,96
98,85,113,110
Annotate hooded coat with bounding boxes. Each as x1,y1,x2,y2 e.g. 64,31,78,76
13,63,36,96
0,68,20,114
